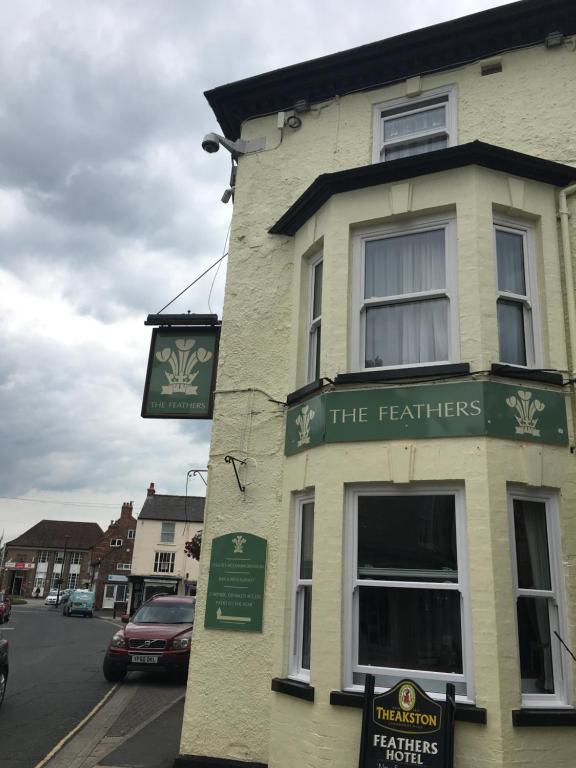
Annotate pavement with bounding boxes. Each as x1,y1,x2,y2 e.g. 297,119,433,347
22,601,186,768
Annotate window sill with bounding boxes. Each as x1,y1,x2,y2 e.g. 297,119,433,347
490,364,564,386
329,691,486,723
334,363,470,386
271,677,315,702
286,379,326,406
512,708,576,727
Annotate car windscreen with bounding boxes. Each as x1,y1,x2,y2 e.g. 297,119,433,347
132,602,195,624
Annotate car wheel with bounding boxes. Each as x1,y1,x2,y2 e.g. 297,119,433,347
0,667,7,708
103,656,126,683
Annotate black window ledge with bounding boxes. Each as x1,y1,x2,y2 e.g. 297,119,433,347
512,708,576,727
286,379,325,406
271,677,315,702
490,364,564,386
330,691,486,724
335,363,470,386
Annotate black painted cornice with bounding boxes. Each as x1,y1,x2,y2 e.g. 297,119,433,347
268,141,576,236
205,0,576,139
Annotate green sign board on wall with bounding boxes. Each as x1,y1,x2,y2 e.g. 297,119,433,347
285,381,568,455
142,327,220,418
204,532,267,633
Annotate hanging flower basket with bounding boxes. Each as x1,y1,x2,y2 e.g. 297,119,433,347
184,530,202,560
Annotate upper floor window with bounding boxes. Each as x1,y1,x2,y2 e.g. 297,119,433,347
353,217,457,370
373,87,456,163
127,529,136,540
154,551,175,573
346,486,471,698
69,551,81,565
509,487,568,707
110,539,123,548
55,551,64,564
38,550,50,563
116,562,131,571
290,495,314,681
495,220,539,367
307,254,323,383
161,522,176,544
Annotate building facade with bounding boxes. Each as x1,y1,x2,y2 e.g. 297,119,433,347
90,501,138,610
178,2,576,768
129,482,204,611
1,520,103,597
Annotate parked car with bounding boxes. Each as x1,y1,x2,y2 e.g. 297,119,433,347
0,593,11,623
103,595,195,682
44,589,61,606
63,589,95,617
0,634,8,708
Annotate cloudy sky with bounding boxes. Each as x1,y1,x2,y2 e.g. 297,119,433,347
0,0,511,544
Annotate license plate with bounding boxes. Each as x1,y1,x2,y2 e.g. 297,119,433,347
130,654,160,664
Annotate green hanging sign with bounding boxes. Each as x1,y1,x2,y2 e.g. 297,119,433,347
204,532,267,633
142,326,220,419
285,381,568,454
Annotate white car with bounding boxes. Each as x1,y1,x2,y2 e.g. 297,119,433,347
44,589,61,605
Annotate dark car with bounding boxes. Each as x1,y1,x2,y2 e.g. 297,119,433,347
103,595,195,682
0,635,8,708
0,593,11,623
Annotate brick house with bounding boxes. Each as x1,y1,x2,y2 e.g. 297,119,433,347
90,501,138,610
1,520,103,597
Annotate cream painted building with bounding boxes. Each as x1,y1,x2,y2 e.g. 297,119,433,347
177,2,576,767
129,482,204,610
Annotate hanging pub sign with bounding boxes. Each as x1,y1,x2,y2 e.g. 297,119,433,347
141,315,221,419
359,676,455,768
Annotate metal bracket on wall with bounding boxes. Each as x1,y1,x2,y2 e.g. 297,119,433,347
224,455,247,492
188,469,208,486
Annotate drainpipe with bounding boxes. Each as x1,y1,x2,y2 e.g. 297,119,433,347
559,183,576,376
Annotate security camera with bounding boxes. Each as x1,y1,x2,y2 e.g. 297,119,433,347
202,132,221,153
201,132,266,157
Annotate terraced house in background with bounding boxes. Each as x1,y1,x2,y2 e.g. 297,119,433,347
176,2,576,768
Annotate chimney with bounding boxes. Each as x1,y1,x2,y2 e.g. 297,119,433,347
147,482,156,496
121,501,133,519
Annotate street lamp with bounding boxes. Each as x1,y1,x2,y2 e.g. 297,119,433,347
55,534,70,607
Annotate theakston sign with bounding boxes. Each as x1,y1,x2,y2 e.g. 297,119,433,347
361,679,452,768
142,327,220,418
285,381,567,454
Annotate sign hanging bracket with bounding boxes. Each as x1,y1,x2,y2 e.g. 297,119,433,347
224,455,247,492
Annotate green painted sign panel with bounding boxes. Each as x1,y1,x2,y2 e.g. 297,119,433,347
204,532,267,632
285,381,567,454
142,327,220,418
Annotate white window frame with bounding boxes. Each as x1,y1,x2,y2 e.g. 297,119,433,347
508,486,570,708
289,494,314,682
154,551,175,574
110,538,123,548
38,550,50,563
127,529,136,540
494,218,541,368
372,86,457,164
69,551,82,565
67,573,78,589
344,484,473,702
351,215,458,372
116,562,131,571
160,522,176,544
306,253,323,384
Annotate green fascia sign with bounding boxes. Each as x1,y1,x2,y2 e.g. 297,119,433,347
204,532,267,633
285,381,568,455
142,327,220,418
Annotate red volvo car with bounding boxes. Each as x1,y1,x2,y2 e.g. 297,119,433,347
103,595,195,682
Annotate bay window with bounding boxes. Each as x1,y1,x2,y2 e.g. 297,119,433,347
495,221,539,367
354,217,457,370
290,495,314,681
307,255,323,383
509,488,568,706
346,486,471,697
